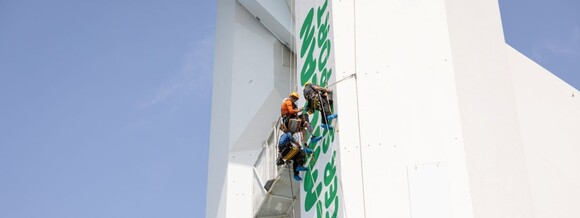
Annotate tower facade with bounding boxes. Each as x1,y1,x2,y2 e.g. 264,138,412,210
207,0,580,217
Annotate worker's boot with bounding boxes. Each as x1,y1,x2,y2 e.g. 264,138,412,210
310,135,323,143
326,113,338,121
321,123,334,130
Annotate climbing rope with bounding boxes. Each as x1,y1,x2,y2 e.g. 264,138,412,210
299,89,336,215
325,73,357,88
288,161,295,198
306,75,364,218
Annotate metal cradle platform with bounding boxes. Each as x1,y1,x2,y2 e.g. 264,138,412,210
254,165,301,218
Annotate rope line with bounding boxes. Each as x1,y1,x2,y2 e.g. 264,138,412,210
325,73,356,88
352,0,368,216
289,3,299,218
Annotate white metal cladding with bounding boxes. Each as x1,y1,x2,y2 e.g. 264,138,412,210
207,0,295,217
209,0,580,217
330,0,580,217
506,45,580,218
238,0,295,52
332,0,471,217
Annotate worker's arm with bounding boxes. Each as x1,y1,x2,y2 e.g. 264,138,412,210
279,132,300,148
290,137,301,148
279,132,293,146
302,101,309,114
284,100,300,115
313,84,331,93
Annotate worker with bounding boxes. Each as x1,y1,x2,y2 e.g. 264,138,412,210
276,131,313,181
302,82,338,129
280,92,323,145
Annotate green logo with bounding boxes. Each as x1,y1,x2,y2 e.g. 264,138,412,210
299,0,339,217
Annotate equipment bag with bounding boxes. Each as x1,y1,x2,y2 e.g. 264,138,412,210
287,118,301,133
283,146,300,161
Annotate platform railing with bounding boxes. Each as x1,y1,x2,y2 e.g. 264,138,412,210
252,118,282,213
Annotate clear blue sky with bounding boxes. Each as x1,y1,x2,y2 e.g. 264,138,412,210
0,1,577,218
0,0,214,217
500,0,580,89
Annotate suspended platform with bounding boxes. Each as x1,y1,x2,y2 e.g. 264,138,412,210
254,164,301,218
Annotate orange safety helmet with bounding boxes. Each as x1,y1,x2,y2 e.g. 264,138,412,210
290,91,300,99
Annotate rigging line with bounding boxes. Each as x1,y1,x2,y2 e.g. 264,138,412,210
296,1,331,213
302,121,325,217
315,90,349,217
316,91,346,215
288,4,308,218
322,79,351,218
290,0,296,93
351,0,368,217
354,72,368,218
288,160,297,218
289,161,295,199
275,117,283,176
325,73,356,88
284,0,294,169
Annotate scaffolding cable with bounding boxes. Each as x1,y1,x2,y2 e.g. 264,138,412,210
325,73,357,88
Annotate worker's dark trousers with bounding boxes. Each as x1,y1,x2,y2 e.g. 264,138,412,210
318,94,332,125
279,144,305,176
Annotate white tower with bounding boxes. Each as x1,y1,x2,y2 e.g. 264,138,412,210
207,0,580,217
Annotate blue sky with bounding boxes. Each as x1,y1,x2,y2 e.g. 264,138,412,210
500,0,580,88
0,1,578,218
0,0,214,217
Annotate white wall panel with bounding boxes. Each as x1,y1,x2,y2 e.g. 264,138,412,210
226,150,261,218
445,0,535,217
209,0,580,217
207,0,236,217
332,0,364,217
333,0,473,217
408,163,451,218
230,3,288,151
207,1,293,217
507,46,580,218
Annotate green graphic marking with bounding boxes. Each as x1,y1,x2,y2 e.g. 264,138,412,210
299,0,339,217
